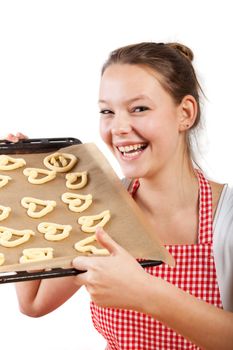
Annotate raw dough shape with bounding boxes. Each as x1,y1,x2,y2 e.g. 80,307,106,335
0,205,11,221
19,247,54,263
74,234,109,255
65,171,88,189
0,155,26,170
0,226,35,247
61,192,92,213
0,175,12,188
21,197,56,218
78,210,111,233
0,253,5,266
43,152,78,173
23,168,56,184
38,222,72,241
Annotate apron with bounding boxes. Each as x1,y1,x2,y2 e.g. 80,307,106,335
90,170,222,349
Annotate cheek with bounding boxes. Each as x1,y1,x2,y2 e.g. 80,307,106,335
99,120,112,146
144,117,179,150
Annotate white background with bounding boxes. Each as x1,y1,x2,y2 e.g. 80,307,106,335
0,1,233,349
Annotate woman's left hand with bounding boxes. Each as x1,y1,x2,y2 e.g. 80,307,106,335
72,227,152,311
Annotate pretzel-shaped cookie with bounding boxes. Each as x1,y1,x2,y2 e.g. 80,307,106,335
0,253,5,266
23,168,56,184
21,197,57,218
74,234,109,255
19,247,54,263
78,210,111,233
61,192,92,213
65,171,88,190
37,222,72,241
43,152,78,173
0,175,12,188
0,226,35,247
0,205,11,221
0,155,26,171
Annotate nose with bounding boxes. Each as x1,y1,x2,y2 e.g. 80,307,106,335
111,113,132,135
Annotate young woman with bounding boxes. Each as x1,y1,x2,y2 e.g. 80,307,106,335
11,42,233,349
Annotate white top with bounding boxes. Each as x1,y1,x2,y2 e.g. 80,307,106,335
213,184,233,311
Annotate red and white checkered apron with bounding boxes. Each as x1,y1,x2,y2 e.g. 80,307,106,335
90,170,222,349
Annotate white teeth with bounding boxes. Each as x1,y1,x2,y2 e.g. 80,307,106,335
118,144,146,153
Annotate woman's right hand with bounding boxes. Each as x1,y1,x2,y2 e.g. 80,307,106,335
4,132,28,142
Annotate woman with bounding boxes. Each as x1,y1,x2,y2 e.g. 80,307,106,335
11,42,233,349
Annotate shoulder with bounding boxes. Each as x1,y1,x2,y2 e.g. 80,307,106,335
209,181,225,216
212,181,233,230
212,182,233,311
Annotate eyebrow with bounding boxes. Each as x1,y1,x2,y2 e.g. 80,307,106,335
98,94,152,104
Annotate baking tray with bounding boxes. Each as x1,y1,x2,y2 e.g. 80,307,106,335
0,137,162,284
0,137,82,154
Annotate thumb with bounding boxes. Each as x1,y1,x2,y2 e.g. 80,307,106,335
95,227,120,255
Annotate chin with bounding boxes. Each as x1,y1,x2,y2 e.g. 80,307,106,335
120,165,146,180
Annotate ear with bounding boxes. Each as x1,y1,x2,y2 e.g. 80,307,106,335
178,95,198,132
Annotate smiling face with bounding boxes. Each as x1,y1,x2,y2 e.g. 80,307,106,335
99,64,188,180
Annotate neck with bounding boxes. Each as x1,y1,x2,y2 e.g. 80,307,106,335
135,157,199,218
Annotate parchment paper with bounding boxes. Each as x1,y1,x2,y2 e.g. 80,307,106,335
0,143,174,272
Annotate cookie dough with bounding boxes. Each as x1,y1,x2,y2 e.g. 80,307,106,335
43,152,78,173
61,192,92,213
0,205,11,221
0,226,35,247
23,168,56,184
78,210,111,233
0,155,26,170
21,197,56,218
0,253,5,265
19,247,54,263
74,234,109,255
0,175,12,188
65,171,88,190
38,222,72,241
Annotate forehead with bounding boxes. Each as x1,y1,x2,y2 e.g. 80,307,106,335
99,64,165,102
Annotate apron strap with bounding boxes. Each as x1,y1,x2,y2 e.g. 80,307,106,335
196,169,213,244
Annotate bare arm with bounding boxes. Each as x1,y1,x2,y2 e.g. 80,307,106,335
74,228,233,350
15,276,82,317
143,276,233,350
5,133,81,317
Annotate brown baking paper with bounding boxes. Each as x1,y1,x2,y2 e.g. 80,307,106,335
0,143,174,272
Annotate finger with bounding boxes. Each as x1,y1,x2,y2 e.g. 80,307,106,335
5,133,19,142
16,132,28,140
72,256,93,272
95,227,120,255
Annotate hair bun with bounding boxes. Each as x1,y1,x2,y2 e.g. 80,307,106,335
167,42,194,61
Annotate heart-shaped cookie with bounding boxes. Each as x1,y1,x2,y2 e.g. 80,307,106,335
0,155,26,170
65,171,88,189
19,247,54,263
0,226,35,247
23,168,56,184
37,222,72,241
21,197,56,218
74,234,109,255
78,210,111,233
61,192,92,213
43,152,78,173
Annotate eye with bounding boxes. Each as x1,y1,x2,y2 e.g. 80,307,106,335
99,109,114,116
132,106,149,113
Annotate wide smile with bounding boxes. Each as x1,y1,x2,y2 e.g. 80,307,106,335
116,143,148,160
